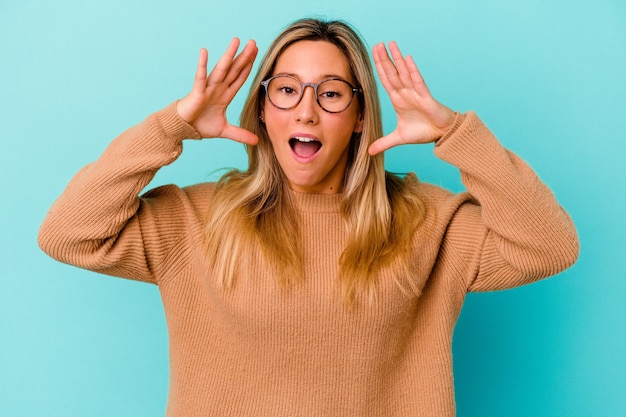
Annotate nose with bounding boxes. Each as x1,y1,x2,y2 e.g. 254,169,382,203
295,85,319,124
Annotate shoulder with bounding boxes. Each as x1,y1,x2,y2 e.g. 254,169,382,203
408,175,478,230
404,174,474,210
140,182,216,219
386,171,476,220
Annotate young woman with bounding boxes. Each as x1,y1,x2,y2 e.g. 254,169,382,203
39,18,579,417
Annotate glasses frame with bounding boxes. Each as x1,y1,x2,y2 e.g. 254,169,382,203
260,75,362,114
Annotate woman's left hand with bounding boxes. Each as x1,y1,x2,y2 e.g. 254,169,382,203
369,42,457,155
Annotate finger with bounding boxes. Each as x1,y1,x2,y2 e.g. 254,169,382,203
222,124,259,146
372,43,394,91
388,42,412,86
221,39,258,88
226,56,256,95
191,48,208,93
215,54,256,106
405,54,431,97
368,132,403,156
373,43,403,94
207,37,242,84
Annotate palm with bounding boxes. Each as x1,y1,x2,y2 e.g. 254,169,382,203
177,38,259,145
369,42,456,155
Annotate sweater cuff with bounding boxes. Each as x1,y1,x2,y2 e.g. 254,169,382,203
155,101,203,141
435,111,466,146
433,111,502,166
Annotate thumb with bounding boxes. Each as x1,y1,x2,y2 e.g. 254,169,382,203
221,124,259,146
368,131,402,156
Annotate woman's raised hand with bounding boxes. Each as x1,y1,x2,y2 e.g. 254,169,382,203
369,42,456,155
177,38,259,145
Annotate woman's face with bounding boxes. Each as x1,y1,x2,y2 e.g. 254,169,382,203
262,40,363,194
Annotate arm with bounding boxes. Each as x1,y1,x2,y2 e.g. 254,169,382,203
38,105,201,283
38,38,259,283
371,42,579,291
434,112,579,290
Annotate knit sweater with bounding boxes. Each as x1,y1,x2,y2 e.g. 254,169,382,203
38,102,579,416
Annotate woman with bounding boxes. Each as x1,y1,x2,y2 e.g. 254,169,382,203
39,18,579,417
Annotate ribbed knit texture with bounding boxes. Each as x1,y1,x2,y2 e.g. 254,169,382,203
38,102,579,416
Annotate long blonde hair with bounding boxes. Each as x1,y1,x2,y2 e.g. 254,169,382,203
204,18,425,303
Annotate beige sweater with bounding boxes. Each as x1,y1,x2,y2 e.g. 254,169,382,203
39,102,579,416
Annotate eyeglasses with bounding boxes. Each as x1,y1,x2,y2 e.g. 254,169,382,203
261,75,362,113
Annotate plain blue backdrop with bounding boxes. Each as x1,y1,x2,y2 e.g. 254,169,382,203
1,0,624,416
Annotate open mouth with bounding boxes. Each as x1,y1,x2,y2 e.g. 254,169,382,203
289,136,322,159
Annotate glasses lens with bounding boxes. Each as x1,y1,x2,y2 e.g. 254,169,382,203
317,79,354,112
265,76,356,112
267,76,302,109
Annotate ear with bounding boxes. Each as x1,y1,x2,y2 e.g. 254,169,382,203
353,113,364,134
259,109,265,123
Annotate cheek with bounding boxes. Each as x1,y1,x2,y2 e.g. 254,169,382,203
263,122,286,156
332,114,361,139
263,106,288,132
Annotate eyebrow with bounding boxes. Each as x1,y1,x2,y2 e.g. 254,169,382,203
275,72,350,81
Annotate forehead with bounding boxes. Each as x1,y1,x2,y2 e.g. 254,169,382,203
273,40,353,81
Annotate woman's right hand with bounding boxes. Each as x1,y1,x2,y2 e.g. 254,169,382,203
176,38,259,145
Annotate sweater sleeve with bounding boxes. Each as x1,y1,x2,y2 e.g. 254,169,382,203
433,112,579,292
38,102,202,284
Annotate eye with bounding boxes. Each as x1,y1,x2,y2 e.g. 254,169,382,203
320,90,341,99
279,86,297,95
272,78,301,96
318,79,350,101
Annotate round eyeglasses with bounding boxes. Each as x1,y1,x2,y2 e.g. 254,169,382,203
261,75,362,114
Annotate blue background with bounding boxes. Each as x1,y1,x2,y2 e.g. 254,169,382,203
1,0,624,416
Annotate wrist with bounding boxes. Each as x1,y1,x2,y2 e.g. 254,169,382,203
435,112,465,146
175,97,196,124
